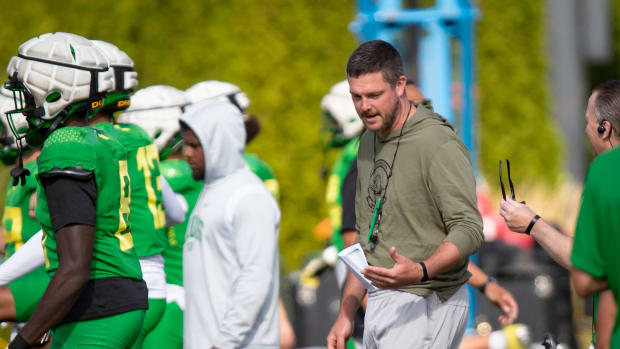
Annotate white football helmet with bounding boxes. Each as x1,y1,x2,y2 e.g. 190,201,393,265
91,40,138,93
5,32,112,120
185,80,250,112
320,80,363,147
4,32,112,146
117,85,187,158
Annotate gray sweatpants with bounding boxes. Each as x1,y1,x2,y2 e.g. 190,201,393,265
363,285,469,349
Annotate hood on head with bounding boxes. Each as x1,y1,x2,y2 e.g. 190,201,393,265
180,100,246,183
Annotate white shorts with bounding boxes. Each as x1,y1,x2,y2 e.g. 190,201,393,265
166,284,185,310
364,285,469,349
139,254,166,299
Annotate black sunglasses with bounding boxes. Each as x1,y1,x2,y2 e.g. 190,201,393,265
499,159,525,203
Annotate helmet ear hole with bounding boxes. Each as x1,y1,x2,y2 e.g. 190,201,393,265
46,92,62,103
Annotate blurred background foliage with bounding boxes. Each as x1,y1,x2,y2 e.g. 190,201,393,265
476,0,563,190
3,0,618,269
0,0,357,270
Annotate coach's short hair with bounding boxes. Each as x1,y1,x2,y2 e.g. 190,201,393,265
346,40,404,86
592,80,620,133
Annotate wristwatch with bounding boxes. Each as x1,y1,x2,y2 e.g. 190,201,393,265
478,276,497,294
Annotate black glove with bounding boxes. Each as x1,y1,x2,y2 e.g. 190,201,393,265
8,333,30,349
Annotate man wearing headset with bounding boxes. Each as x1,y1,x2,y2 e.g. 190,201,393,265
500,80,620,349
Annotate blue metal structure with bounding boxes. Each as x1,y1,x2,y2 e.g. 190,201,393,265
349,0,479,167
350,0,481,330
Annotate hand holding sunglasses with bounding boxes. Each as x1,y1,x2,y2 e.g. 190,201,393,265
498,160,541,235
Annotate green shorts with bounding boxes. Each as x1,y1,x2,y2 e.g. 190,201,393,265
8,266,49,322
142,301,183,349
51,309,145,349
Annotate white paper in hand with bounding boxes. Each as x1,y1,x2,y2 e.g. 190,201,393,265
337,243,378,292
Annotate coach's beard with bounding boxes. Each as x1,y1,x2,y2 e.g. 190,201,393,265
379,97,403,135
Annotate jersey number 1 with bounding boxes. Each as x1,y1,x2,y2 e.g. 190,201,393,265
137,144,166,229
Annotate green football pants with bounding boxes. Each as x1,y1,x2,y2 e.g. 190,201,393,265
51,309,145,348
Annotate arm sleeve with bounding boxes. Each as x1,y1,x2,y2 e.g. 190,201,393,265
41,174,97,231
571,171,606,278
0,230,44,286
214,191,280,348
341,160,358,233
160,177,187,227
427,140,484,264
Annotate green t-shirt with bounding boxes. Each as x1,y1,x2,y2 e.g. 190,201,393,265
160,159,202,286
571,147,620,347
94,122,167,258
3,160,40,258
354,105,483,301
326,139,359,251
35,126,142,280
243,153,279,200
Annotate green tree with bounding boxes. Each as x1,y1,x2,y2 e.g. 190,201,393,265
477,0,563,190
0,0,356,269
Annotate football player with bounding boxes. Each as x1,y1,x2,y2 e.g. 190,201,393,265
184,80,280,199
118,85,194,349
89,40,185,348
0,92,47,326
3,32,146,348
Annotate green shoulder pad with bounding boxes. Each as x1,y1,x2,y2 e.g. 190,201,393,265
243,153,279,200
160,159,201,193
95,122,153,151
37,127,98,175
243,153,275,181
341,139,360,164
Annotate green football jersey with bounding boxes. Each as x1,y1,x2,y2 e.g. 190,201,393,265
94,122,167,258
160,159,202,286
243,153,279,200
326,139,359,251
35,126,142,280
2,160,41,258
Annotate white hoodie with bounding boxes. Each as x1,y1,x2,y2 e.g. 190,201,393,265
181,101,280,349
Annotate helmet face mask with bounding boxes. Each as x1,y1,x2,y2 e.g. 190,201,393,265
3,78,94,147
2,78,47,147
4,78,41,120
321,110,348,148
320,80,363,148
0,89,33,164
159,131,183,160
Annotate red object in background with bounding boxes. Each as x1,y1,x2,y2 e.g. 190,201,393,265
477,187,535,249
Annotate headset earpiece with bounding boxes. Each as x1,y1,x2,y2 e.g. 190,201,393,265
598,124,606,134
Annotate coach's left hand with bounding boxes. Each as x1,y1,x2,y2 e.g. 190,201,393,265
362,247,422,288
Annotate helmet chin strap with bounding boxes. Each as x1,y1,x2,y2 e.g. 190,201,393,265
9,105,72,186
10,137,29,186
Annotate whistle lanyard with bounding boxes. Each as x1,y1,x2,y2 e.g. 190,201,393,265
367,102,412,249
